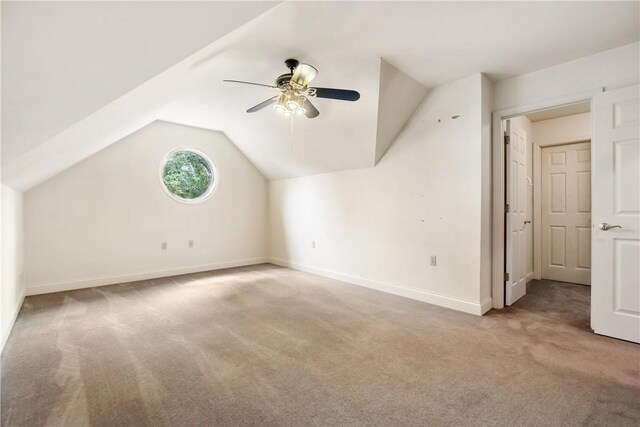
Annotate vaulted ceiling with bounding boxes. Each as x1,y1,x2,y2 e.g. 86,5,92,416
2,1,639,190
1,1,277,164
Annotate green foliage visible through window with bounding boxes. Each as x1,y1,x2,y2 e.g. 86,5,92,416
162,150,213,200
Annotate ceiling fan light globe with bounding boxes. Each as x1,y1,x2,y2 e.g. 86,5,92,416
290,63,318,89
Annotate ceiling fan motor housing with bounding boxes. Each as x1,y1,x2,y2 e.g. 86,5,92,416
276,74,293,87
277,59,300,87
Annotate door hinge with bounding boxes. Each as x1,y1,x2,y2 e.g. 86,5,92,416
505,203,510,213
504,272,510,282
504,134,510,145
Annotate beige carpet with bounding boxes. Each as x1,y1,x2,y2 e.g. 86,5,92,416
2,264,639,426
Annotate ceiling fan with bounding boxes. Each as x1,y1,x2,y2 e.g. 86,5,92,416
223,58,360,119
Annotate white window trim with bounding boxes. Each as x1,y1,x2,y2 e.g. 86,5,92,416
159,147,219,204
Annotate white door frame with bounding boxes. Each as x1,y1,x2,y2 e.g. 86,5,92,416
491,88,603,309
533,143,542,281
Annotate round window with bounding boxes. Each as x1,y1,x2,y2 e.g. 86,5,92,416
160,149,216,202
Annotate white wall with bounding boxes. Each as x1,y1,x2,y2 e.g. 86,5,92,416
510,116,534,281
0,2,23,352
1,0,4,350
24,121,268,295
494,42,640,111
1,185,24,350
480,75,493,302
533,112,591,147
269,74,492,315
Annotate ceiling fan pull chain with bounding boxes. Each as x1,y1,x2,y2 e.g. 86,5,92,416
290,116,294,150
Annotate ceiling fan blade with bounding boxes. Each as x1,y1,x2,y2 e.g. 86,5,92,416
246,96,278,113
311,87,360,101
302,98,320,118
290,64,318,89
223,79,276,89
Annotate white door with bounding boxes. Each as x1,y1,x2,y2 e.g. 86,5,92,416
592,84,640,343
541,142,592,285
505,122,528,305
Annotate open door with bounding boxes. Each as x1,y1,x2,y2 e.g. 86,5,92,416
591,84,640,343
505,120,528,305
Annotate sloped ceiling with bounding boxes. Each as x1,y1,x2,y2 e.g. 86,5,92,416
2,1,639,190
1,1,277,164
375,60,429,164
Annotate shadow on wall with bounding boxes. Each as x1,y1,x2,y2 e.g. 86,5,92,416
267,73,492,315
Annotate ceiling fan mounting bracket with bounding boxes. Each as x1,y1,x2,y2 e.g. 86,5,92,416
284,58,299,73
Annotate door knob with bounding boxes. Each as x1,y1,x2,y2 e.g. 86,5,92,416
599,223,622,231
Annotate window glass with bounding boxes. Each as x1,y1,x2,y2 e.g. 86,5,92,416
161,150,215,202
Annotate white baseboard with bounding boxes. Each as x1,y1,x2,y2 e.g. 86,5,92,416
25,257,268,296
479,296,493,314
23,257,492,316
269,258,491,316
1,288,25,354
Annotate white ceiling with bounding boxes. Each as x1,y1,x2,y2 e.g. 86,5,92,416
160,50,382,179
2,1,639,188
160,1,639,180
526,102,591,122
1,1,277,164
270,1,640,87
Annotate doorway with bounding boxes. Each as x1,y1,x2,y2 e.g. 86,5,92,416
503,102,592,307
492,84,640,343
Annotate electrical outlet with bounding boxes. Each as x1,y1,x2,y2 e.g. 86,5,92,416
188,240,194,248
311,240,316,249
430,255,437,266
161,242,168,250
